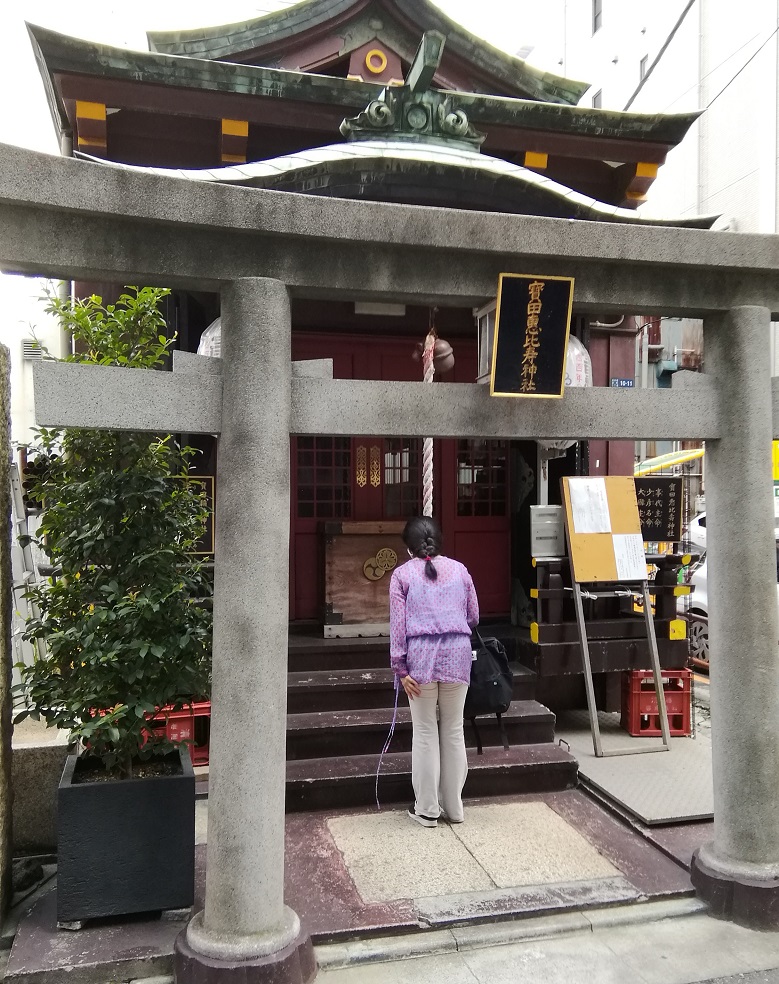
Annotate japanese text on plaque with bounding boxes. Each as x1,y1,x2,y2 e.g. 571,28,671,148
520,280,544,393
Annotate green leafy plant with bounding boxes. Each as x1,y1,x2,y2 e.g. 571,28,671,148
14,287,212,778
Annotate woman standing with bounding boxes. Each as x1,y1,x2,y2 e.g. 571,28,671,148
389,516,479,827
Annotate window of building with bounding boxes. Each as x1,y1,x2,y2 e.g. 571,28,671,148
592,89,602,109
640,55,648,80
592,0,603,34
384,438,422,518
296,436,352,519
456,440,508,517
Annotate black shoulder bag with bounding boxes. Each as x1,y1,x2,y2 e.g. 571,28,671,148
463,629,513,754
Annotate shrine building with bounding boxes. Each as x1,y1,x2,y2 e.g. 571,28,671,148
28,0,712,650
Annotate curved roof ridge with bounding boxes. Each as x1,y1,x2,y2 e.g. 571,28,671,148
147,0,589,105
27,23,698,152
75,140,718,229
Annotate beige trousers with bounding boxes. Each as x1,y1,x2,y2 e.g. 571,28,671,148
408,682,469,821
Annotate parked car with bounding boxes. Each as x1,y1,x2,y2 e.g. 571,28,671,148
684,500,779,552
679,548,779,668
680,561,709,666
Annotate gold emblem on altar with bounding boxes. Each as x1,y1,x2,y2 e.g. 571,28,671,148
363,547,398,581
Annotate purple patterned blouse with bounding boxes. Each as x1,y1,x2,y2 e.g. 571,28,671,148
389,556,480,684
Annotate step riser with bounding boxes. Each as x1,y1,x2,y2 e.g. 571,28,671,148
288,650,389,673
287,678,536,715
285,762,578,812
286,719,555,760
288,689,399,714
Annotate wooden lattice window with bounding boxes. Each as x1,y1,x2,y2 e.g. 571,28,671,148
297,437,352,519
457,440,508,517
384,439,422,518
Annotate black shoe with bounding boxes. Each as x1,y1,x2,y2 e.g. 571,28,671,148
439,808,464,824
407,806,438,828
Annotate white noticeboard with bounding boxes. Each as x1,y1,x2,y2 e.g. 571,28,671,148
613,533,648,581
568,477,612,534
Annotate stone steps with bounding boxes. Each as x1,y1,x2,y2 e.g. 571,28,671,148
287,664,537,714
286,700,556,760
288,638,389,673
284,744,579,812
198,634,578,810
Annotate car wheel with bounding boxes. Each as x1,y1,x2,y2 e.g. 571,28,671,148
688,616,709,668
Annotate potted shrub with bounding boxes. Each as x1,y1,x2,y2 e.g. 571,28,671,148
14,287,212,924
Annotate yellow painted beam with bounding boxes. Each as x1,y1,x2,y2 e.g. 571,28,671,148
221,119,249,138
75,101,106,121
524,151,548,169
636,161,659,179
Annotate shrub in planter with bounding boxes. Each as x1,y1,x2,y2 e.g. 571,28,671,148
13,287,212,921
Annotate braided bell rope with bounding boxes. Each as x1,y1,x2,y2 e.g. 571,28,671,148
422,331,436,518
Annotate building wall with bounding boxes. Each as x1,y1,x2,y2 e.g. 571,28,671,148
563,0,779,378
2,275,68,447
565,1,779,230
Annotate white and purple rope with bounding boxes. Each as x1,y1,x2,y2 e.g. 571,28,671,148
422,332,436,517
375,675,400,810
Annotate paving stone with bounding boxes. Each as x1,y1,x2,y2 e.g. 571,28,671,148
450,801,618,888
327,810,494,903
459,933,631,984
415,875,639,928
317,950,479,984
596,913,779,984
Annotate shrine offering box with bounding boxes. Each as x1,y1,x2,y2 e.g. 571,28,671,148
323,521,406,637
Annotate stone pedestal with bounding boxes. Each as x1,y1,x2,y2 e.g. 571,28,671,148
175,924,316,984
691,306,779,929
175,280,315,982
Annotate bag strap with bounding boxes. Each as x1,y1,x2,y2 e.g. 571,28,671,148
496,712,510,751
473,627,486,651
470,717,484,755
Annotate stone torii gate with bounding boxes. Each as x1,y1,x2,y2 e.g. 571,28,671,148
4,140,779,980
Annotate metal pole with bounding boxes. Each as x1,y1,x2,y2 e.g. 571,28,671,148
573,582,604,757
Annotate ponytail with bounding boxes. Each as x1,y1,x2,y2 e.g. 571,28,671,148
402,516,442,581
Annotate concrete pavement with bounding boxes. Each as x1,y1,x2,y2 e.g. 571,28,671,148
315,902,779,984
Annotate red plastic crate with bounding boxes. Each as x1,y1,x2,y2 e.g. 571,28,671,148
149,701,211,766
620,669,692,737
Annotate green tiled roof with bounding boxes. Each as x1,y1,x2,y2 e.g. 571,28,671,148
147,0,589,105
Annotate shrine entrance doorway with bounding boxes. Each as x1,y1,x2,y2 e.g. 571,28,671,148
289,332,512,622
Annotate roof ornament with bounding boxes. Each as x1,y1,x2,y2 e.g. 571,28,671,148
340,31,485,151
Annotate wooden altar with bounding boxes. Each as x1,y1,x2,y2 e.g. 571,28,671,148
323,521,406,637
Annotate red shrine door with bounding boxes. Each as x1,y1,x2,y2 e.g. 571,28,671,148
289,333,511,621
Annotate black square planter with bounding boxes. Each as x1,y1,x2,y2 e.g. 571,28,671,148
57,747,195,923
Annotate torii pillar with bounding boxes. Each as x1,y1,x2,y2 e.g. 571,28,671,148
36,277,316,983
175,279,315,982
691,306,779,929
